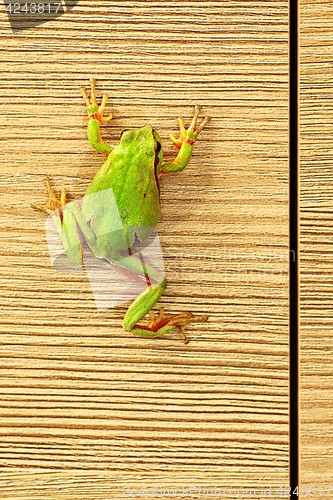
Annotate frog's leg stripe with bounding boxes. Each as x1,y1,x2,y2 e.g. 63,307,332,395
111,255,164,287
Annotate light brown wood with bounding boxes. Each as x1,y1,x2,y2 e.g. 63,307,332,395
299,0,333,489
0,1,289,497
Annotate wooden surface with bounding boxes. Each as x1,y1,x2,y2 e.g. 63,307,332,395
299,0,333,489
0,1,289,497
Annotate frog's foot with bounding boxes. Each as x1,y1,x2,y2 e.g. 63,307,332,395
134,307,208,344
31,177,67,215
169,105,211,147
80,78,113,123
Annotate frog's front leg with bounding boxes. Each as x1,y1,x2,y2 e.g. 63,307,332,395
122,280,208,344
81,78,115,155
158,105,211,175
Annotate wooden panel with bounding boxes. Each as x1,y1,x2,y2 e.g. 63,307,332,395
0,1,289,497
299,0,333,488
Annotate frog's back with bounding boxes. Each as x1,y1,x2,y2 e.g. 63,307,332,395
83,127,160,238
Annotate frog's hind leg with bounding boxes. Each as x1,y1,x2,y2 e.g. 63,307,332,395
122,278,208,344
31,176,67,215
31,177,86,266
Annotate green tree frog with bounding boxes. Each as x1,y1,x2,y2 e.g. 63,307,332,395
33,79,210,343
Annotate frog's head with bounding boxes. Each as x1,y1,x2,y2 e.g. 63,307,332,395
119,126,163,171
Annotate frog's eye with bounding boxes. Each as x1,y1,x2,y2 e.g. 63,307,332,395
155,140,161,154
120,129,130,138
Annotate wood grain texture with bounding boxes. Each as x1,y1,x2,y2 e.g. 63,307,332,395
299,0,333,489
0,1,289,497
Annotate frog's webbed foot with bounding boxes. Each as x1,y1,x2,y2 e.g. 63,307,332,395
135,307,208,344
169,105,211,148
81,78,113,124
31,177,67,215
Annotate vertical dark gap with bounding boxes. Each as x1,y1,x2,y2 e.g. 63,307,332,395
289,0,299,493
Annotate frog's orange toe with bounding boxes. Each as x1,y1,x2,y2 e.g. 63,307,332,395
169,107,211,149
81,79,113,124
31,177,67,215
135,307,208,344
